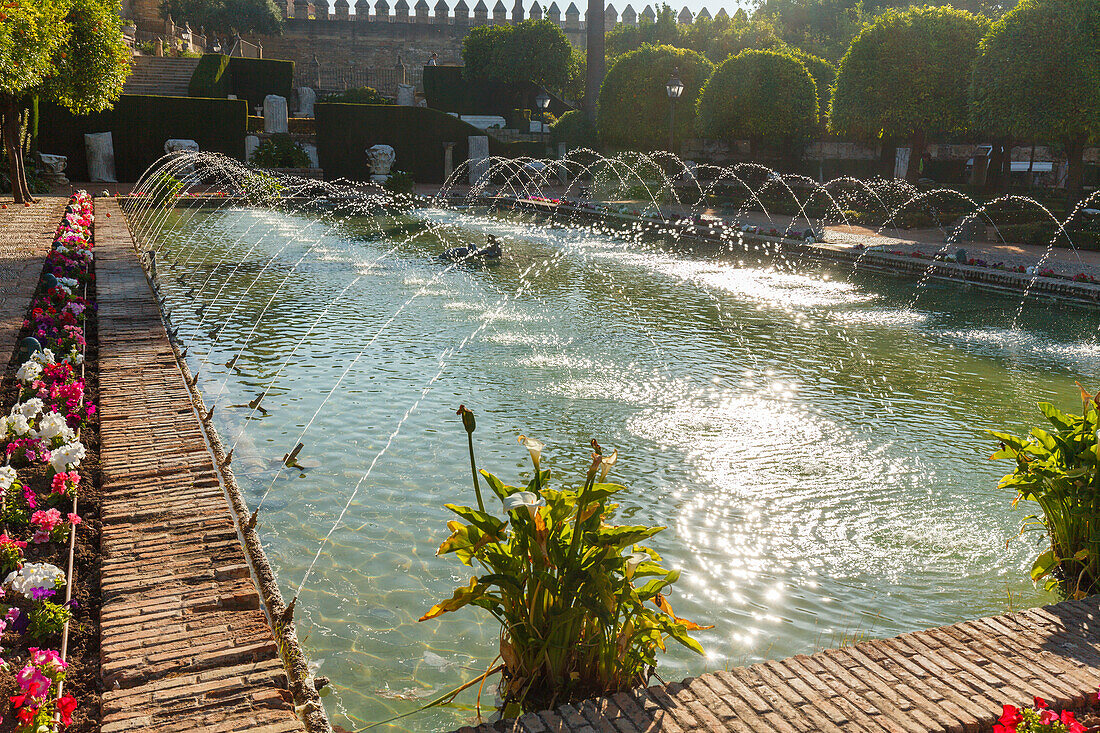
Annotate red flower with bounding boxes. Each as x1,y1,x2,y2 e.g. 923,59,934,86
10,694,25,708
1034,696,1048,709
16,705,35,724
998,705,1022,728
1039,709,1058,725
57,694,76,726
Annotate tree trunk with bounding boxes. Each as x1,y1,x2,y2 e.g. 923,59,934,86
984,138,1010,194
1,95,29,205
584,0,604,126
906,129,926,183
1065,135,1085,205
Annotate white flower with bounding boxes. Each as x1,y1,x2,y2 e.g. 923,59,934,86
6,414,30,437
4,563,65,599
518,435,544,471
502,491,545,512
598,449,618,482
32,348,56,365
0,466,16,493
49,441,85,474
625,551,649,579
14,360,41,384
59,277,78,289
34,412,74,445
13,399,43,421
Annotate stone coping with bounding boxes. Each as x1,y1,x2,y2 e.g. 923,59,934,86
458,596,1100,733
95,197,307,732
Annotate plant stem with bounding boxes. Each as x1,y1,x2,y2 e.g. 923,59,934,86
469,431,485,513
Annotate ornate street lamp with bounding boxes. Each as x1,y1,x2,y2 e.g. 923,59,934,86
666,67,684,153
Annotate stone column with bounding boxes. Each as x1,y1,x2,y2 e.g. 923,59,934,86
443,142,455,180
263,95,289,133
396,84,416,106
297,86,316,117
85,132,118,183
468,135,489,185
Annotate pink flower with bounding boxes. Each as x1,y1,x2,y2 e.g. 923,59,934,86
1038,709,1058,725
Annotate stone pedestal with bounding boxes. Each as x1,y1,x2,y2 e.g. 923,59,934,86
468,135,489,185
38,154,69,186
297,86,316,117
85,132,117,183
396,83,416,106
263,95,289,133
245,134,260,161
303,143,319,168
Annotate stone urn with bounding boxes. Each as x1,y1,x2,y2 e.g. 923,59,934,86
367,144,396,183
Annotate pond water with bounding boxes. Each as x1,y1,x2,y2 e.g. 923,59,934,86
149,204,1098,731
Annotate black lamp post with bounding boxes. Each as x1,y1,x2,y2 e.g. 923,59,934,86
666,67,684,153
535,91,551,128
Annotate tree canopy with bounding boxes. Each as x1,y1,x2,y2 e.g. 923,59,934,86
785,47,835,113
606,5,784,64
972,0,1100,197
597,43,713,151
461,18,573,92
831,4,989,179
696,49,818,150
753,0,1014,60
163,0,283,36
0,0,130,202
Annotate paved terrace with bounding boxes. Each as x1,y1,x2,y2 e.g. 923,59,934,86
0,198,66,367
461,597,1100,733
94,198,304,731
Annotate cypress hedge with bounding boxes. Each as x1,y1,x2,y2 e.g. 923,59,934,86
315,103,543,183
422,65,572,119
38,94,247,181
188,54,294,108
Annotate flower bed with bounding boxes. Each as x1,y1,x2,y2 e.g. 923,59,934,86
0,192,101,732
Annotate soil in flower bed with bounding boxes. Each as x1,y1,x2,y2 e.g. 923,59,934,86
0,263,101,732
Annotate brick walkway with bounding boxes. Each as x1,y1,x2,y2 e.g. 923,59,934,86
94,198,304,732
462,597,1100,733
0,197,66,368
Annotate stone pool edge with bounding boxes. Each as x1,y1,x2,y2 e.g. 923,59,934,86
100,197,332,733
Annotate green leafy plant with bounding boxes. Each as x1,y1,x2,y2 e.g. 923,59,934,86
251,133,311,169
147,169,185,209
240,169,284,206
321,86,393,105
420,406,710,715
990,385,1100,598
382,170,415,195
27,599,72,643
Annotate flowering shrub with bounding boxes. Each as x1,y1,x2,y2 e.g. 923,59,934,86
995,697,1087,733
0,191,96,728
421,407,710,715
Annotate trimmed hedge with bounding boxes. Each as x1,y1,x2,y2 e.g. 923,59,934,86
188,54,294,108
315,103,543,183
188,53,231,98
38,94,247,181
422,65,573,119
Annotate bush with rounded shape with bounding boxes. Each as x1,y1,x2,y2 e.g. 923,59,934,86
462,19,572,91
251,134,311,168
831,5,989,181
696,50,817,149
786,48,835,113
550,109,597,150
322,86,392,104
597,44,713,152
972,0,1100,198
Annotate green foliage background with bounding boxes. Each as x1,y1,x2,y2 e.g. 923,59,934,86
597,44,713,151
697,49,818,146
462,19,573,91
831,5,990,141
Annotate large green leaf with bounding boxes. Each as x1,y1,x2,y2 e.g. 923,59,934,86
445,503,506,537
1031,550,1058,582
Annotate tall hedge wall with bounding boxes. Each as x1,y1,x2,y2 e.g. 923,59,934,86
422,65,573,119
188,54,294,109
38,95,247,181
315,103,543,183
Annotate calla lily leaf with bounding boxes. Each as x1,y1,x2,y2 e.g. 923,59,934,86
419,577,485,621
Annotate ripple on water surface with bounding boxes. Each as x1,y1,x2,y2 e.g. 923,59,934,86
147,206,1091,731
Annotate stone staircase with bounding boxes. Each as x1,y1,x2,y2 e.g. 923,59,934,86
123,56,200,97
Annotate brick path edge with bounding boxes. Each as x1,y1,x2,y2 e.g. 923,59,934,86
96,197,331,733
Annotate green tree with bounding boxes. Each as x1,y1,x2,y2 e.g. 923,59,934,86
462,19,572,91
831,5,989,181
597,43,713,151
163,0,283,35
697,49,818,156
605,4,679,58
785,47,835,115
972,0,1100,200
0,0,130,203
